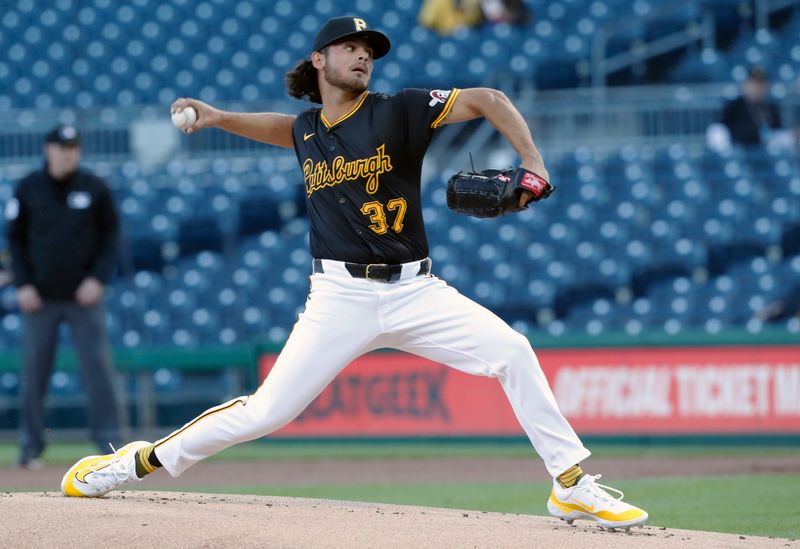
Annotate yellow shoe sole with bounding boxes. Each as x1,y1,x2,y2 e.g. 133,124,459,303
547,494,649,529
61,441,149,497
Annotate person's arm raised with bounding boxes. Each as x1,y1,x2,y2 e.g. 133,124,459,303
440,87,548,207
171,98,296,149
440,87,546,180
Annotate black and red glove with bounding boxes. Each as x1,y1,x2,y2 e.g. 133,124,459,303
446,167,554,218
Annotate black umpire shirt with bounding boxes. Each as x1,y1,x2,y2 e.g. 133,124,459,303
720,96,782,145
292,87,460,264
6,165,120,301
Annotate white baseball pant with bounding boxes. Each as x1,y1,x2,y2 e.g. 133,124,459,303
154,259,591,478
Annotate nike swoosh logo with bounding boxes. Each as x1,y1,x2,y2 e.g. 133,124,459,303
303,132,315,141
569,498,595,513
75,461,109,483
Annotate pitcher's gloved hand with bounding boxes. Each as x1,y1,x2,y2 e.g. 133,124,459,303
446,167,554,218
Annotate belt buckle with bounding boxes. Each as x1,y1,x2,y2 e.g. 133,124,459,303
365,263,389,281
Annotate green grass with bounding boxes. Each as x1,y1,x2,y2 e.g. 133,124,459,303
3,442,798,538
159,474,800,539
2,440,798,466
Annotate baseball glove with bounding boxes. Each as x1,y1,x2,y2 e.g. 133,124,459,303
446,167,554,218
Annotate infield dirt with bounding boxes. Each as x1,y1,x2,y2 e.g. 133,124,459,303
2,491,797,549
2,454,799,548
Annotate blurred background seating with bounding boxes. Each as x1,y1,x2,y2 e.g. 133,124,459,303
0,0,798,432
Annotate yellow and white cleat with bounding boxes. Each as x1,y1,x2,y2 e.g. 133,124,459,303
547,474,649,531
61,441,150,497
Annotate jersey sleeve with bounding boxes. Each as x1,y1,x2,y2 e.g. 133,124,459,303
6,179,32,287
394,87,461,155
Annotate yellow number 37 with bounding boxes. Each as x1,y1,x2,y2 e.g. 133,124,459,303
360,198,407,235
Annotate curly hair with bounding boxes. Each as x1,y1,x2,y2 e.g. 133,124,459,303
284,58,321,104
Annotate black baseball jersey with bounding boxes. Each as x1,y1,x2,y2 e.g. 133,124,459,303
7,166,120,300
292,87,461,264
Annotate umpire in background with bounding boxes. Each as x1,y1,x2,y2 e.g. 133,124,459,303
6,125,121,468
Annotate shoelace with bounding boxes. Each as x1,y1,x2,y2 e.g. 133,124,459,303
581,474,625,503
88,444,132,492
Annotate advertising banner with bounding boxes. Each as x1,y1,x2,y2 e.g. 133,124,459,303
258,346,800,436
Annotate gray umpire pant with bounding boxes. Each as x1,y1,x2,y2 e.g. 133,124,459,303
19,301,120,460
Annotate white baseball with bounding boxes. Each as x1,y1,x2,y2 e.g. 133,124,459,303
171,106,197,130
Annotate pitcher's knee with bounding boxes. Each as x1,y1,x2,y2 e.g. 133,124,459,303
499,329,535,359
480,329,538,376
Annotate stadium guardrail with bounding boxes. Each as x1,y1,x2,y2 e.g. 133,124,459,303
430,83,799,171
2,85,797,167
1,329,796,441
0,345,258,441
591,2,715,87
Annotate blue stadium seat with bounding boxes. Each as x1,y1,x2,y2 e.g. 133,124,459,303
177,217,224,257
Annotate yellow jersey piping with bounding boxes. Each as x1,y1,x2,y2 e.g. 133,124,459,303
431,88,461,129
321,91,370,128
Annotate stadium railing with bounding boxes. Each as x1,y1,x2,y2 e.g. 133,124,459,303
591,2,715,87
0,328,795,441
1,84,796,166
431,83,799,171
0,345,258,441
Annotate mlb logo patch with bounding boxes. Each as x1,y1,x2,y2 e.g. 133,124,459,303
67,191,92,209
4,198,19,220
429,89,452,106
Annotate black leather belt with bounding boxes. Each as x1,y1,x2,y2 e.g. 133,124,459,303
313,258,431,282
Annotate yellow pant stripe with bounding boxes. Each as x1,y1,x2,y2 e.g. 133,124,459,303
154,397,248,449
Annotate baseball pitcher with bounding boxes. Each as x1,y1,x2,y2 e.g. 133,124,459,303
61,16,648,530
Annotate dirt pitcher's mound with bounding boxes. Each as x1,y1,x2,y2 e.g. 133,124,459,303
1,492,794,549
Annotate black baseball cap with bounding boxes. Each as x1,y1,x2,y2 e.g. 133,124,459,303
44,125,81,146
312,16,391,59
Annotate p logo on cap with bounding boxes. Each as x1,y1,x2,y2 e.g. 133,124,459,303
44,124,81,146
311,15,391,59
